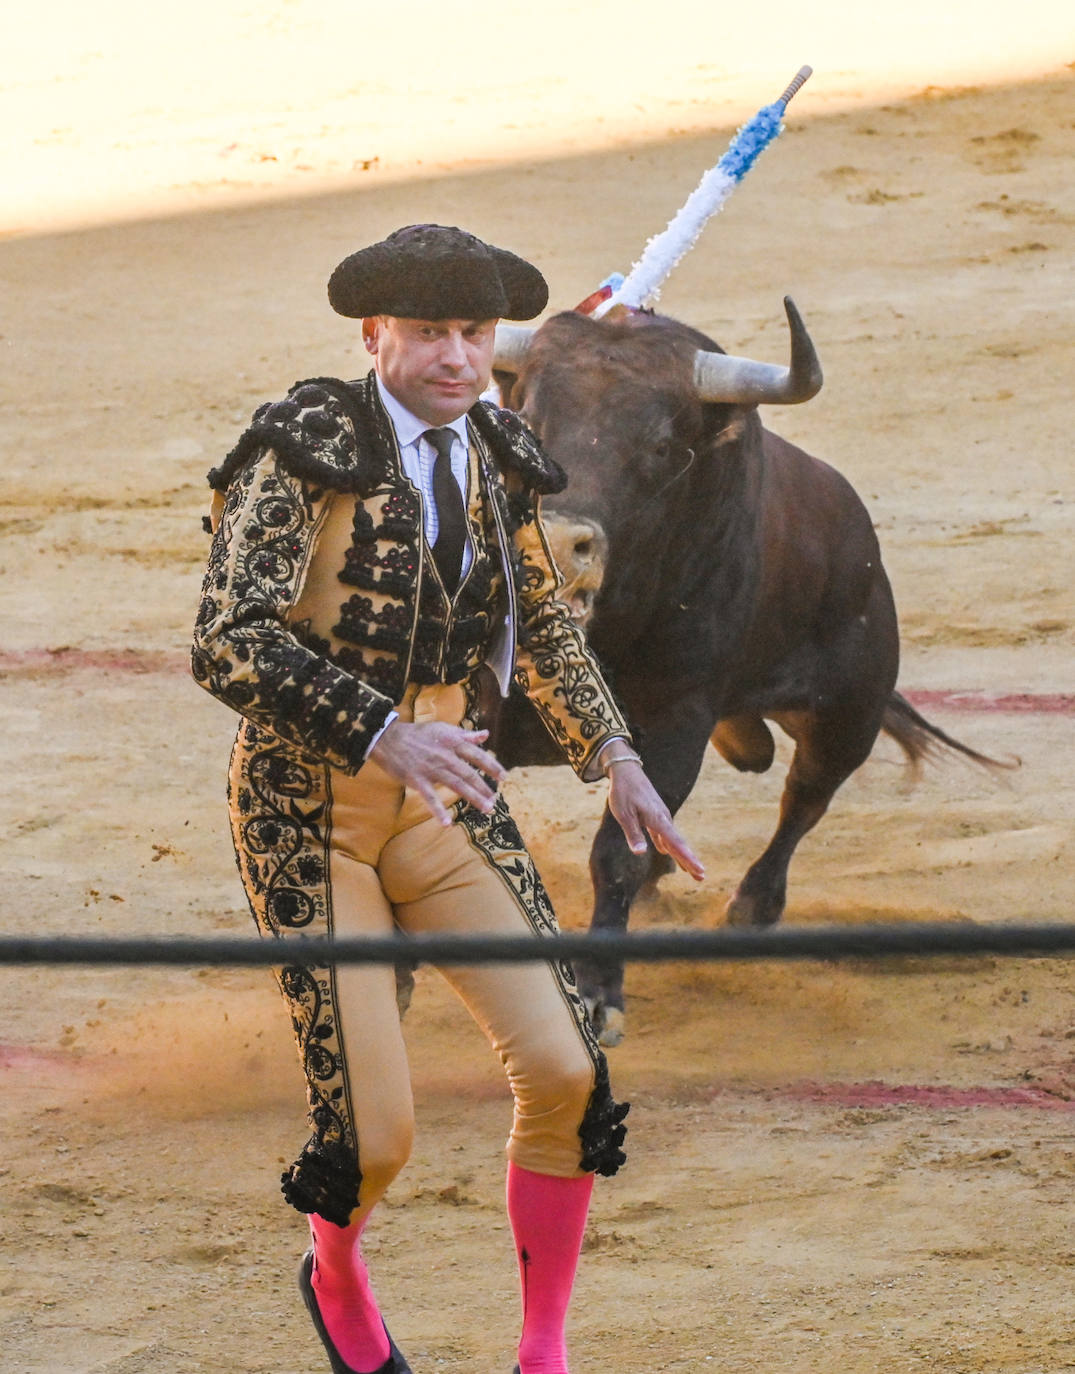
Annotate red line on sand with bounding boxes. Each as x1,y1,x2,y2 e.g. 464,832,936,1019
0,1043,81,1070
5,1042,1072,1112
904,689,1075,715
1,650,1072,714
1,648,184,675
774,1080,1075,1111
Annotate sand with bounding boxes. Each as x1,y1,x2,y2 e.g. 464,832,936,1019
1,5,1073,1371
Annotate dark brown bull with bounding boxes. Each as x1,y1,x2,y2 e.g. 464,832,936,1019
490,299,999,1045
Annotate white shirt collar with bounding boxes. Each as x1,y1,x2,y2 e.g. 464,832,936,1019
374,373,469,451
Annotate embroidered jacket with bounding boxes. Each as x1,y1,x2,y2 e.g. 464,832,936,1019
192,374,631,779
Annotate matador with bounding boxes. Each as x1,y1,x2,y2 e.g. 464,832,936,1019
192,223,703,1374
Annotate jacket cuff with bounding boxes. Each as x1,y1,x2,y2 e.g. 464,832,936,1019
342,698,397,772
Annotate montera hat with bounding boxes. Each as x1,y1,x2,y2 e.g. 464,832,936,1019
327,223,548,322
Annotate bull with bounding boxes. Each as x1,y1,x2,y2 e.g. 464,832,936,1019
489,298,999,1045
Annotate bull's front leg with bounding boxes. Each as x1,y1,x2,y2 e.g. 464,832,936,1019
575,697,714,1046
573,811,657,1047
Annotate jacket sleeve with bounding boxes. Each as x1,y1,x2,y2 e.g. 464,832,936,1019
511,494,633,782
191,448,395,770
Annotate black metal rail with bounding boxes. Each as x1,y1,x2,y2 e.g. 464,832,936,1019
2,922,1074,968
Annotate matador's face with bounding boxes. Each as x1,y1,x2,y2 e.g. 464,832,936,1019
363,315,497,426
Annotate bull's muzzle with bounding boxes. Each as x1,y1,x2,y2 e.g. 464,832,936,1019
541,513,607,625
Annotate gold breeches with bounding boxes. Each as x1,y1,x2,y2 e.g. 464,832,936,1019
226,683,625,1224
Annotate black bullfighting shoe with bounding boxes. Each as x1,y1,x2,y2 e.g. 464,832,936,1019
298,1249,413,1374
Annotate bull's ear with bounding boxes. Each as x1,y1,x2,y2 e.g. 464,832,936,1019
493,323,536,375
693,297,823,406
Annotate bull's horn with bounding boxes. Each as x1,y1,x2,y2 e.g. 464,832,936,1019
492,323,537,374
693,297,823,405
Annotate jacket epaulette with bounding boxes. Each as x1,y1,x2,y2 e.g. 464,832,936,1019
206,376,386,496
469,400,567,496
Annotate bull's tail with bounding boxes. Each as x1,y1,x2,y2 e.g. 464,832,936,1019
881,691,1018,775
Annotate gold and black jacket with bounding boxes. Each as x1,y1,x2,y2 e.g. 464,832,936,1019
192,374,630,776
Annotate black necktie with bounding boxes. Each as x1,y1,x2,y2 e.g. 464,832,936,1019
424,426,467,593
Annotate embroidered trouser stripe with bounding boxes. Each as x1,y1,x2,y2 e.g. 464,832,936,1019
226,683,626,1225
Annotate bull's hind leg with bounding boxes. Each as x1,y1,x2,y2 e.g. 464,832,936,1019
724,707,880,927
575,696,715,1046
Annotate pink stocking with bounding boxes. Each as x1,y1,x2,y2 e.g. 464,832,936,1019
506,1163,595,1374
309,1212,391,1373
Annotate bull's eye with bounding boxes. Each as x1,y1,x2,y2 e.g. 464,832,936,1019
652,439,673,462
574,538,593,559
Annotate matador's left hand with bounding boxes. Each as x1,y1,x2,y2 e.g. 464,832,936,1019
606,761,705,882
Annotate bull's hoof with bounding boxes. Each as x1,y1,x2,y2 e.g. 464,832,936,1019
725,889,783,928
598,1006,626,1047
583,993,627,1047
638,852,676,899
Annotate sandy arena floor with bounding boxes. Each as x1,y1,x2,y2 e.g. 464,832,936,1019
1,5,1073,1371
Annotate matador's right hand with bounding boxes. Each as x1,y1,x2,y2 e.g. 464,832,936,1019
368,720,508,826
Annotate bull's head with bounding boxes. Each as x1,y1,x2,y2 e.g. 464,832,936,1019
489,299,823,652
